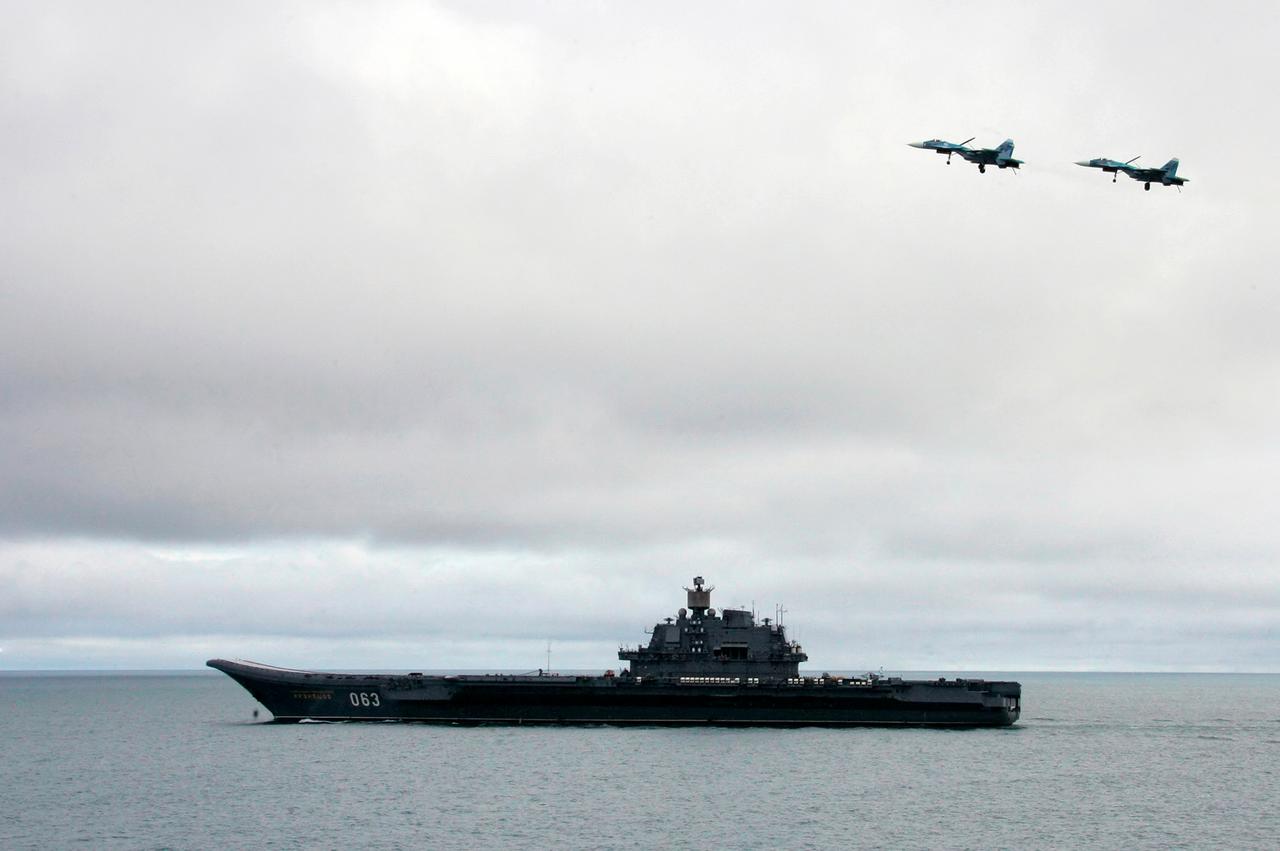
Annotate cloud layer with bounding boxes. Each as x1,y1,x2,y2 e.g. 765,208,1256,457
3,2,1278,669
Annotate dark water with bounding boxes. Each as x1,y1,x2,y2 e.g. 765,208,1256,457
2,672,1278,850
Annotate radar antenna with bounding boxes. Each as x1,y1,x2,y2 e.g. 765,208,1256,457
685,576,713,613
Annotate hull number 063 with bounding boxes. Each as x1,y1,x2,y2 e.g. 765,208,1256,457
349,692,381,707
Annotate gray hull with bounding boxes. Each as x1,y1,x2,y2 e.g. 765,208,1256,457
209,659,1021,727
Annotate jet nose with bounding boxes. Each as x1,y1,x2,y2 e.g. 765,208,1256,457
1074,160,1093,167
908,142,928,149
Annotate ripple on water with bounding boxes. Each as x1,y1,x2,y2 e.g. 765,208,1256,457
4,673,1280,850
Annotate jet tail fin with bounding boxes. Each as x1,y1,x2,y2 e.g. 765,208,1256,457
1161,158,1180,177
996,139,1015,163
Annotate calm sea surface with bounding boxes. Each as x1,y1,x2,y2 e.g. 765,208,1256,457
2,672,1278,850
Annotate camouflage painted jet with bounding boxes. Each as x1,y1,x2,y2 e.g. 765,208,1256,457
909,137,1023,173
1075,155,1189,191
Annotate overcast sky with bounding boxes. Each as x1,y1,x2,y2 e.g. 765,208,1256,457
3,1,1278,671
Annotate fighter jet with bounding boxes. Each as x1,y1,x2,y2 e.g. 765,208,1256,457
909,137,1023,173
1075,155,1189,191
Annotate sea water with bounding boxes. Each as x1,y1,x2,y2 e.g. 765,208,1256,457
2,672,1277,850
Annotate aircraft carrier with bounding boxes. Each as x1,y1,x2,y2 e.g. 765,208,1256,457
208,577,1020,727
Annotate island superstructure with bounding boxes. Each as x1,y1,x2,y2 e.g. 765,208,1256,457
209,577,1021,726
618,577,809,681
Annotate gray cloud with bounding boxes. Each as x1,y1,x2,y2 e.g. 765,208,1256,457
2,1,1279,669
